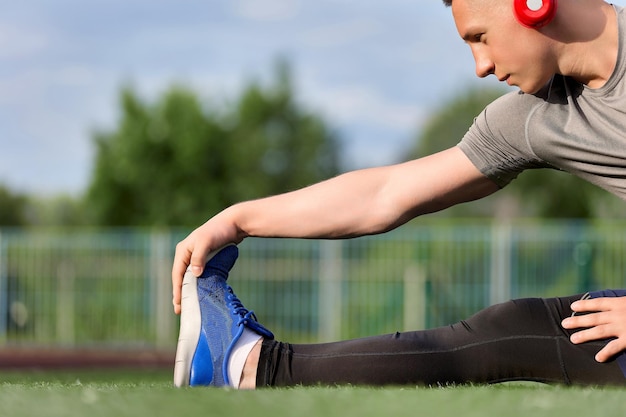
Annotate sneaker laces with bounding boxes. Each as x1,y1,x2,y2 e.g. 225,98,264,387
226,287,257,324
225,285,274,339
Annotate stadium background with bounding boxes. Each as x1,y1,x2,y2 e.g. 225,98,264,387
1,218,625,369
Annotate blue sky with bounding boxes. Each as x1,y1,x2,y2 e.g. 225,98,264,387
4,0,617,196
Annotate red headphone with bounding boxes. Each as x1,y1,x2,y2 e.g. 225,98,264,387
513,0,558,28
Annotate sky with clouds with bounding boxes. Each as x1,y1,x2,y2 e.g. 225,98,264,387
5,0,619,196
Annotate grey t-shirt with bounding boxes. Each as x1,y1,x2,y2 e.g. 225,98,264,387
458,5,626,200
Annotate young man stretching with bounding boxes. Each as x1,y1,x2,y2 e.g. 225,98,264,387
173,0,626,388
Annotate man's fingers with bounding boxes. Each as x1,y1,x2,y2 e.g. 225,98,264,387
568,324,626,363
171,233,218,314
594,339,625,362
561,311,604,330
568,325,609,344
189,251,207,277
171,240,193,315
570,297,616,313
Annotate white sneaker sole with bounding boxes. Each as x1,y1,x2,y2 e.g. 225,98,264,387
173,246,231,387
173,268,201,387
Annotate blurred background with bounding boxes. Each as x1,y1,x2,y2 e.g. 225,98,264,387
2,0,626,370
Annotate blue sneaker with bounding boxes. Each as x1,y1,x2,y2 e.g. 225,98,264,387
173,244,274,387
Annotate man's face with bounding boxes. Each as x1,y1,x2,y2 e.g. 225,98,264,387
451,0,556,94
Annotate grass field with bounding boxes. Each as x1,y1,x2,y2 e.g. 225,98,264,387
1,368,626,417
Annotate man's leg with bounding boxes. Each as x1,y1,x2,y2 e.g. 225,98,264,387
254,295,626,387
239,339,263,389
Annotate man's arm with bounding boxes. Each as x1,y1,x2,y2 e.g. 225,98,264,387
172,146,499,313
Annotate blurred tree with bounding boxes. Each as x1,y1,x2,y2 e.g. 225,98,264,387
24,194,87,226
407,88,506,160
85,61,341,227
86,85,230,226
0,185,27,226
405,86,624,218
225,60,341,202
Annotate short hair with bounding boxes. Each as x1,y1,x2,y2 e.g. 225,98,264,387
442,0,452,6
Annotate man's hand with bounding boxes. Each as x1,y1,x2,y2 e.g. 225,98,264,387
171,213,244,314
561,297,626,362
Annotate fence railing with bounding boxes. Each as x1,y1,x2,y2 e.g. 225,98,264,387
1,219,625,350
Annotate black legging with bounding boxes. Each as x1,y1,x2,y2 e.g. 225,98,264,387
256,294,626,387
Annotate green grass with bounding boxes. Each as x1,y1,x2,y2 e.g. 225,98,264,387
1,369,626,417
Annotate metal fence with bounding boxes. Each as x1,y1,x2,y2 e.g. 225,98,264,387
1,219,626,351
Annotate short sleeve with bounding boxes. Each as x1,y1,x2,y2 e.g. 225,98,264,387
458,90,552,188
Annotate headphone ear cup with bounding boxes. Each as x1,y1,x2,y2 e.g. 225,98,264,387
514,0,557,28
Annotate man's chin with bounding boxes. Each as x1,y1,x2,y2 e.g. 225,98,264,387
517,77,555,95
517,84,543,95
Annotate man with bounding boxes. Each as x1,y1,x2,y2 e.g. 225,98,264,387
172,0,626,388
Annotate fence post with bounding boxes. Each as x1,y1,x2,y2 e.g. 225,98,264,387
490,222,512,305
318,240,342,342
403,263,426,331
0,230,6,342
56,260,75,345
574,241,594,292
151,231,174,349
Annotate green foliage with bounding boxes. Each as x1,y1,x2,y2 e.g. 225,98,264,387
0,185,27,226
405,87,507,218
0,184,87,227
86,86,228,226
509,169,626,218
408,87,506,159
85,61,340,227
225,61,341,202
24,194,87,226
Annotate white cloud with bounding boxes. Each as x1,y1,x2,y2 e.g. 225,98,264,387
0,22,48,59
232,0,301,21
55,65,98,86
303,19,383,48
307,84,424,132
